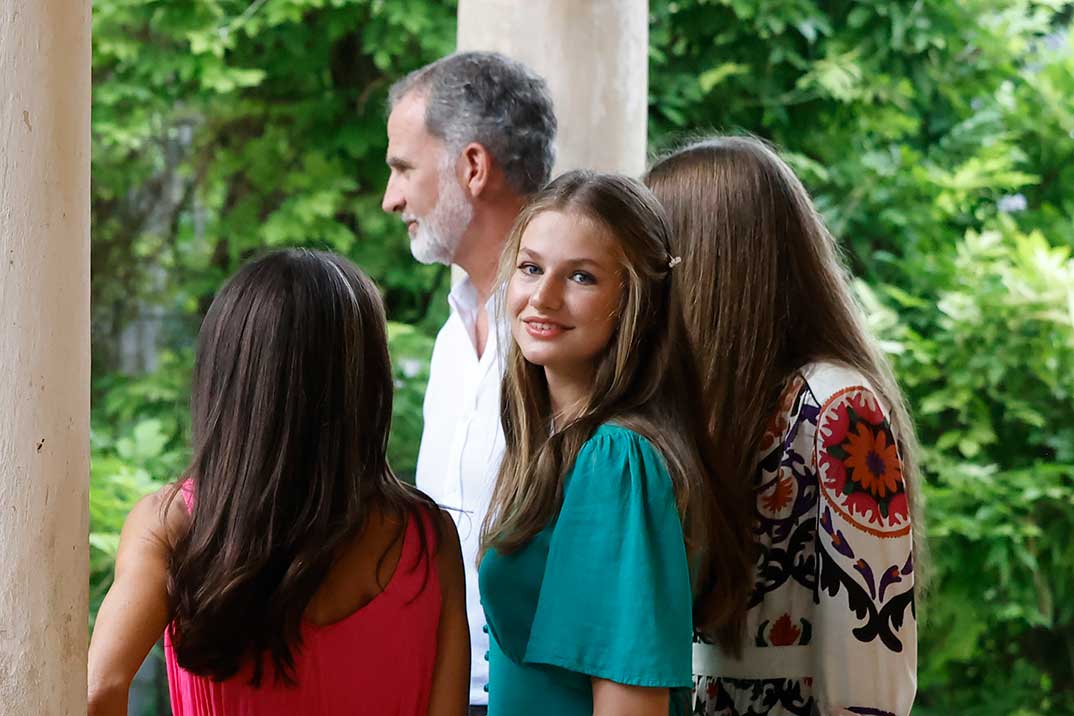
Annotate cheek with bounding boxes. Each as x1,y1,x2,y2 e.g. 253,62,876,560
411,173,439,214
506,276,528,320
576,291,621,346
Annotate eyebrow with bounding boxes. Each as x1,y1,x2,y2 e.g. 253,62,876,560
386,155,413,170
518,247,608,271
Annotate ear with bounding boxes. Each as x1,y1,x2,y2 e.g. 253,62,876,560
460,142,494,199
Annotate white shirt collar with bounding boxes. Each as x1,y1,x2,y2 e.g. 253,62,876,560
448,275,501,337
447,275,481,317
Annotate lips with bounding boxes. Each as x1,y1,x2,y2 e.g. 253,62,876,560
522,317,572,339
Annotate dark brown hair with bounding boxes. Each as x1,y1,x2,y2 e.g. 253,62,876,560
166,249,438,685
481,171,754,649
645,136,928,605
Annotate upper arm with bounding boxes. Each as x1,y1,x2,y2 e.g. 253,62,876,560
88,487,184,711
812,384,917,714
592,678,669,716
427,508,470,716
524,430,693,688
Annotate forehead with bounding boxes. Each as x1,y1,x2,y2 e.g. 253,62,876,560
520,210,622,266
387,92,437,150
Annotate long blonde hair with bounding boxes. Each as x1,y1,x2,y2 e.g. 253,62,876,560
480,170,755,649
645,136,929,595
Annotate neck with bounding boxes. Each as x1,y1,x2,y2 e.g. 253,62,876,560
545,364,593,427
454,194,526,301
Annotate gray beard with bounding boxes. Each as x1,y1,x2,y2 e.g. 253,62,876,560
409,168,474,265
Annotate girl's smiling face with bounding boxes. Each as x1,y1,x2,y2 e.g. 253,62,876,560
507,210,624,379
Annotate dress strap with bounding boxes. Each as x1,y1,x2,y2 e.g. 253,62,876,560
178,479,194,513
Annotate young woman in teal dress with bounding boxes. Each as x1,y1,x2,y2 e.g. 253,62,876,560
477,171,755,716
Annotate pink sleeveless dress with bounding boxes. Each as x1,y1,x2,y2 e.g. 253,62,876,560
164,484,442,716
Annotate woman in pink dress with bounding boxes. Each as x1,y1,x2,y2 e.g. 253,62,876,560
88,249,470,716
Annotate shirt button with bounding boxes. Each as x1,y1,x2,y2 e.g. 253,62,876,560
482,624,489,634
483,684,489,693
483,651,490,661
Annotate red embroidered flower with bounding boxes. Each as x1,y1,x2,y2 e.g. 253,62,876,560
850,389,885,424
817,387,912,538
888,491,909,523
846,490,883,525
768,613,802,646
844,422,901,498
821,451,848,495
821,401,852,446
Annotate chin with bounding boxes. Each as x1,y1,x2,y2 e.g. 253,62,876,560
516,342,556,368
409,239,451,266
518,349,551,367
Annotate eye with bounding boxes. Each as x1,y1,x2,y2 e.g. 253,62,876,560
570,271,596,285
517,262,542,276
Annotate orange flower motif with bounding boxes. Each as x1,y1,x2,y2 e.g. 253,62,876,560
761,377,803,450
844,422,901,498
761,476,794,514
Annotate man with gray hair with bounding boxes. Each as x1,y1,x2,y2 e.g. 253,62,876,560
382,52,556,713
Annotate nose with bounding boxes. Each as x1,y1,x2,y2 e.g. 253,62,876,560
382,174,404,214
530,274,562,312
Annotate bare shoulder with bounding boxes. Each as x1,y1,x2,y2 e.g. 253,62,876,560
432,507,462,558
121,484,191,554
430,507,464,588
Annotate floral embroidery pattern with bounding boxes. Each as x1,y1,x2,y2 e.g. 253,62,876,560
815,387,910,538
693,366,916,716
692,675,813,716
749,378,818,609
759,475,795,515
818,507,915,652
755,613,811,647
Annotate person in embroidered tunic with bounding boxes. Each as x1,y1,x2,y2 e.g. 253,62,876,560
646,136,926,716
87,251,469,716
478,171,755,716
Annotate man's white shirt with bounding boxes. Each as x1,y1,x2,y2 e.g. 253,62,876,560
415,276,505,706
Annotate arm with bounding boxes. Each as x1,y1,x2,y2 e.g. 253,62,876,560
523,431,693,707
427,509,470,716
87,488,184,716
592,679,669,716
813,385,917,715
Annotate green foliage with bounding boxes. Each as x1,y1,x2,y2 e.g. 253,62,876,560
90,352,192,622
91,0,1074,712
387,322,435,481
92,0,455,367
90,0,455,629
878,223,1074,715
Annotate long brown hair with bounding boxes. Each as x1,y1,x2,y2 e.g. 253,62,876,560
645,135,929,599
166,249,438,685
480,171,755,648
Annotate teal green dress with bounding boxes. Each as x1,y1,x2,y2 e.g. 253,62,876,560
478,425,694,716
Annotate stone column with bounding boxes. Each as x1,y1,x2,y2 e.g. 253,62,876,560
0,2,92,714
457,0,650,177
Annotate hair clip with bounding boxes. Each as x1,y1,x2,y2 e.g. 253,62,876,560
668,255,682,269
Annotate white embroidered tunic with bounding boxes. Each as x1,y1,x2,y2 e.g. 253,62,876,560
693,362,917,716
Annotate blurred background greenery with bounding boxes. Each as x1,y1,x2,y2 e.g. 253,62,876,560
90,1,1074,714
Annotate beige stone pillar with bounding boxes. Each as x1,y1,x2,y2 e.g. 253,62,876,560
0,2,92,714
457,0,650,178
